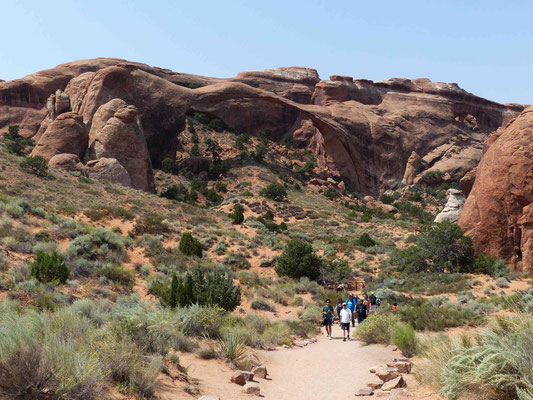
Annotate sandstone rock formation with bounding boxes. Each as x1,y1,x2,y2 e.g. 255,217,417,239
88,101,154,192
0,58,524,195
48,153,85,173
401,151,421,185
434,189,466,223
30,112,88,160
459,107,533,271
85,158,132,187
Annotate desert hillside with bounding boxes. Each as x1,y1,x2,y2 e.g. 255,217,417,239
0,60,531,400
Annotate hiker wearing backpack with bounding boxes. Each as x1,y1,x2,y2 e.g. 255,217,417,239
369,292,377,315
345,294,357,327
356,300,368,324
322,299,334,339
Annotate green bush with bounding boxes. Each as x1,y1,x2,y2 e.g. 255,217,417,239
30,251,70,284
163,269,241,311
318,259,353,286
206,188,223,204
275,239,322,280
253,143,268,161
379,192,400,204
354,313,401,344
392,323,417,357
160,183,190,202
260,183,287,201
251,297,276,312
3,125,33,155
179,232,203,257
356,233,376,248
235,133,251,149
228,203,245,224
160,158,179,174
131,214,171,236
68,227,127,261
99,264,135,289
324,188,339,200
20,155,48,177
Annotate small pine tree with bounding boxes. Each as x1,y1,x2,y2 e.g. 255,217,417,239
30,251,70,284
356,233,376,248
260,183,287,201
179,232,203,257
19,156,48,177
228,203,245,224
275,239,322,280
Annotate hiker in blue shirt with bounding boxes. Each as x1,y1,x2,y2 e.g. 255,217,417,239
345,294,357,327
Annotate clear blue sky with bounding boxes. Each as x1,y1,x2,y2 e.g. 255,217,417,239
2,0,531,104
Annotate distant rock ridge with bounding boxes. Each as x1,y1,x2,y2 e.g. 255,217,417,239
0,58,526,196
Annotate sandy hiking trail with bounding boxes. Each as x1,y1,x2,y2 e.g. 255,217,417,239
172,324,399,400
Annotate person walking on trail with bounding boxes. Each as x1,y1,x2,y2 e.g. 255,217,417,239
345,294,356,327
336,298,343,326
356,300,368,324
339,303,352,342
392,301,398,311
322,299,334,339
370,292,378,315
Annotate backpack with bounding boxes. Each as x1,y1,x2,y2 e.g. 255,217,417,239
376,298,382,306
370,295,377,305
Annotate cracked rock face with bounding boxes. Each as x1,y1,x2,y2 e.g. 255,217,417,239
435,189,466,223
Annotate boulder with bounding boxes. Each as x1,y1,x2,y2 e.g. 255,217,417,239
434,189,466,223
367,377,384,390
369,366,379,373
230,371,247,386
251,365,267,379
380,204,399,214
86,158,131,186
459,107,533,271
48,153,84,173
355,387,374,396
247,354,262,368
518,204,533,273
390,388,412,399
54,89,70,115
31,112,88,161
88,101,154,192
240,371,254,381
375,367,400,382
386,361,411,374
241,382,260,395
381,376,406,391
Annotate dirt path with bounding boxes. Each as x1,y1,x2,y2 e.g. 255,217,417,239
255,324,397,400
171,324,398,400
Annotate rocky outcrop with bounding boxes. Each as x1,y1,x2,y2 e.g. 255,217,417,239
0,58,525,195
88,101,154,192
85,158,131,187
460,167,477,197
434,189,466,223
30,112,88,160
48,153,85,173
401,151,421,185
459,107,533,271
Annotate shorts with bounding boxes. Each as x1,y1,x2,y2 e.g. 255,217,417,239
341,322,350,331
322,316,332,326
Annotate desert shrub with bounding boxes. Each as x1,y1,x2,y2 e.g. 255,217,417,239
30,251,70,284
131,214,170,236
68,227,127,261
472,254,508,277
224,252,251,270
318,259,353,286
275,239,322,280
84,206,134,221
495,277,510,288
354,313,401,344
228,203,245,224
251,297,276,312
356,233,376,248
253,143,268,161
324,188,338,200
429,314,533,400
178,232,203,257
235,133,251,149
3,125,33,155
160,157,179,174
160,183,190,202
163,269,241,311
99,264,135,289
19,155,48,176
206,188,223,204
177,304,227,337
219,331,247,364
298,305,323,324
391,323,417,357
260,183,287,201
379,192,401,204
261,323,291,346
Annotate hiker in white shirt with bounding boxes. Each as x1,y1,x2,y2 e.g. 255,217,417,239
339,303,352,342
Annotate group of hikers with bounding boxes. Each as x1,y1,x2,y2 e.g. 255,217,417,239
322,293,398,341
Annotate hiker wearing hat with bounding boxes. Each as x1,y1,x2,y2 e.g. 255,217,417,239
369,292,377,315
339,302,352,341
392,301,398,311
345,294,357,327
